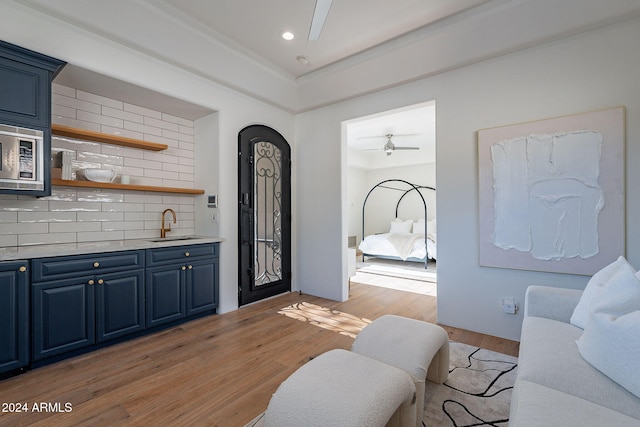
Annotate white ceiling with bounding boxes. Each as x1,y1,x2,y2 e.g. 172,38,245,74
15,0,640,115
347,102,436,169
157,0,490,78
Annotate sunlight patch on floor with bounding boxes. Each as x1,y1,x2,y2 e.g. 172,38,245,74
278,302,371,338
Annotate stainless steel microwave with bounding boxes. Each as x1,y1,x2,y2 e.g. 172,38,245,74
0,123,44,191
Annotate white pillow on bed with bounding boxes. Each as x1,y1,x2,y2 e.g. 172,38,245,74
412,220,424,234
389,219,413,234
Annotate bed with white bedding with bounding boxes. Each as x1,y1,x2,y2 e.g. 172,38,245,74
359,219,437,263
359,180,436,268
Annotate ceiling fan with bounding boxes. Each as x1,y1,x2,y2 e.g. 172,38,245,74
359,134,421,156
308,0,333,41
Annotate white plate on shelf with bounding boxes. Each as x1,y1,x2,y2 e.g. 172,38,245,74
78,168,116,183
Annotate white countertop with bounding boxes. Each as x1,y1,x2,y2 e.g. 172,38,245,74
0,236,224,261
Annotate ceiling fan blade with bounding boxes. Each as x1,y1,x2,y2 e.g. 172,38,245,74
357,133,420,140
308,0,333,41
392,147,420,150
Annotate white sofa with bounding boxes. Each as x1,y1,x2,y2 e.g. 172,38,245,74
509,285,640,426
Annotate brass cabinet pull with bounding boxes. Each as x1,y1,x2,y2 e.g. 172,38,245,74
97,279,104,285
93,262,100,268
188,265,193,270
88,279,95,285
184,252,190,257
19,266,27,273
181,266,186,271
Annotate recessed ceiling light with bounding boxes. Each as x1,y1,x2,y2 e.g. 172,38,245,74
282,31,294,41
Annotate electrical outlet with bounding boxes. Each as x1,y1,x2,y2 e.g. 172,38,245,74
502,297,517,314
211,211,219,223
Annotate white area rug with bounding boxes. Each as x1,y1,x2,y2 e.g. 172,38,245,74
424,342,518,426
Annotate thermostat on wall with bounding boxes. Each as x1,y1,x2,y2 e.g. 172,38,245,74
207,195,218,208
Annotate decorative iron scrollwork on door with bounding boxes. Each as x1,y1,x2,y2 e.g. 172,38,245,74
254,141,283,287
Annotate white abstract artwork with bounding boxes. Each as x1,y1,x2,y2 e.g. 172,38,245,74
478,108,624,275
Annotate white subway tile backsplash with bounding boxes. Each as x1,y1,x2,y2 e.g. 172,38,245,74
76,190,125,203
125,212,161,222
100,143,145,160
163,128,193,143
144,116,179,132
162,113,192,127
102,106,144,123
19,232,77,246
0,235,18,246
124,120,162,136
0,200,50,212
49,201,101,212
18,212,76,223
78,109,124,128
77,90,123,110
102,202,145,213
52,104,77,119
101,221,144,232
76,151,124,166
124,157,163,171
49,222,101,233
77,231,125,242
0,223,48,235
53,93,101,114
2,84,197,248
178,141,194,151
52,83,75,97
124,103,162,119
100,125,144,141
0,212,18,222
145,169,178,180
77,212,124,222
178,125,194,135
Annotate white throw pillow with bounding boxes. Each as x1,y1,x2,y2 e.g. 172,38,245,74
570,256,628,329
412,221,425,234
576,261,640,398
389,219,412,234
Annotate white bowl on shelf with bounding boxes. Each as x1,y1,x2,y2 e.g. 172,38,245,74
78,168,117,183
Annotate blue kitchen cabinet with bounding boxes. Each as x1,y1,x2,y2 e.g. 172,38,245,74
32,251,145,361
0,40,65,129
145,265,185,327
146,243,218,326
32,275,95,360
187,258,218,316
0,261,29,374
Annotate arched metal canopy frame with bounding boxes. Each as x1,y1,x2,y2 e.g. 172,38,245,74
361,179,436,269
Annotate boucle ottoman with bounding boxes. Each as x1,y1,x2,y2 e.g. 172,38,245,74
259,349,416,427
351,315,450,427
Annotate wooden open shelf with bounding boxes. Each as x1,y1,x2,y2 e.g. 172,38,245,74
52,124,168,151
52,178,205,195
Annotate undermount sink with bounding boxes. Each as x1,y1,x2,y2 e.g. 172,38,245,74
146,236,202,243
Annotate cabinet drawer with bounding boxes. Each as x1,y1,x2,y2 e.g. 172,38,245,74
32,250,144,282
146,243,218,267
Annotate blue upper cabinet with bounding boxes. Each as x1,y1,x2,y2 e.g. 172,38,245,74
0,40,66,197
0,40,65,128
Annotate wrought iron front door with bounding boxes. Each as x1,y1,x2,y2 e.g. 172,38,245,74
238,125,291,306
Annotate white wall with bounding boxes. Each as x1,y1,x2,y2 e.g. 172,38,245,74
295,17,640,340
0,5,295,315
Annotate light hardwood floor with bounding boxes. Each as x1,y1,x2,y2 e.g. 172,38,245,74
0,282,519,427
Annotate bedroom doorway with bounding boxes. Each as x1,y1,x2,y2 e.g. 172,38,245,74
345,101,437,295
238,125,291,306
